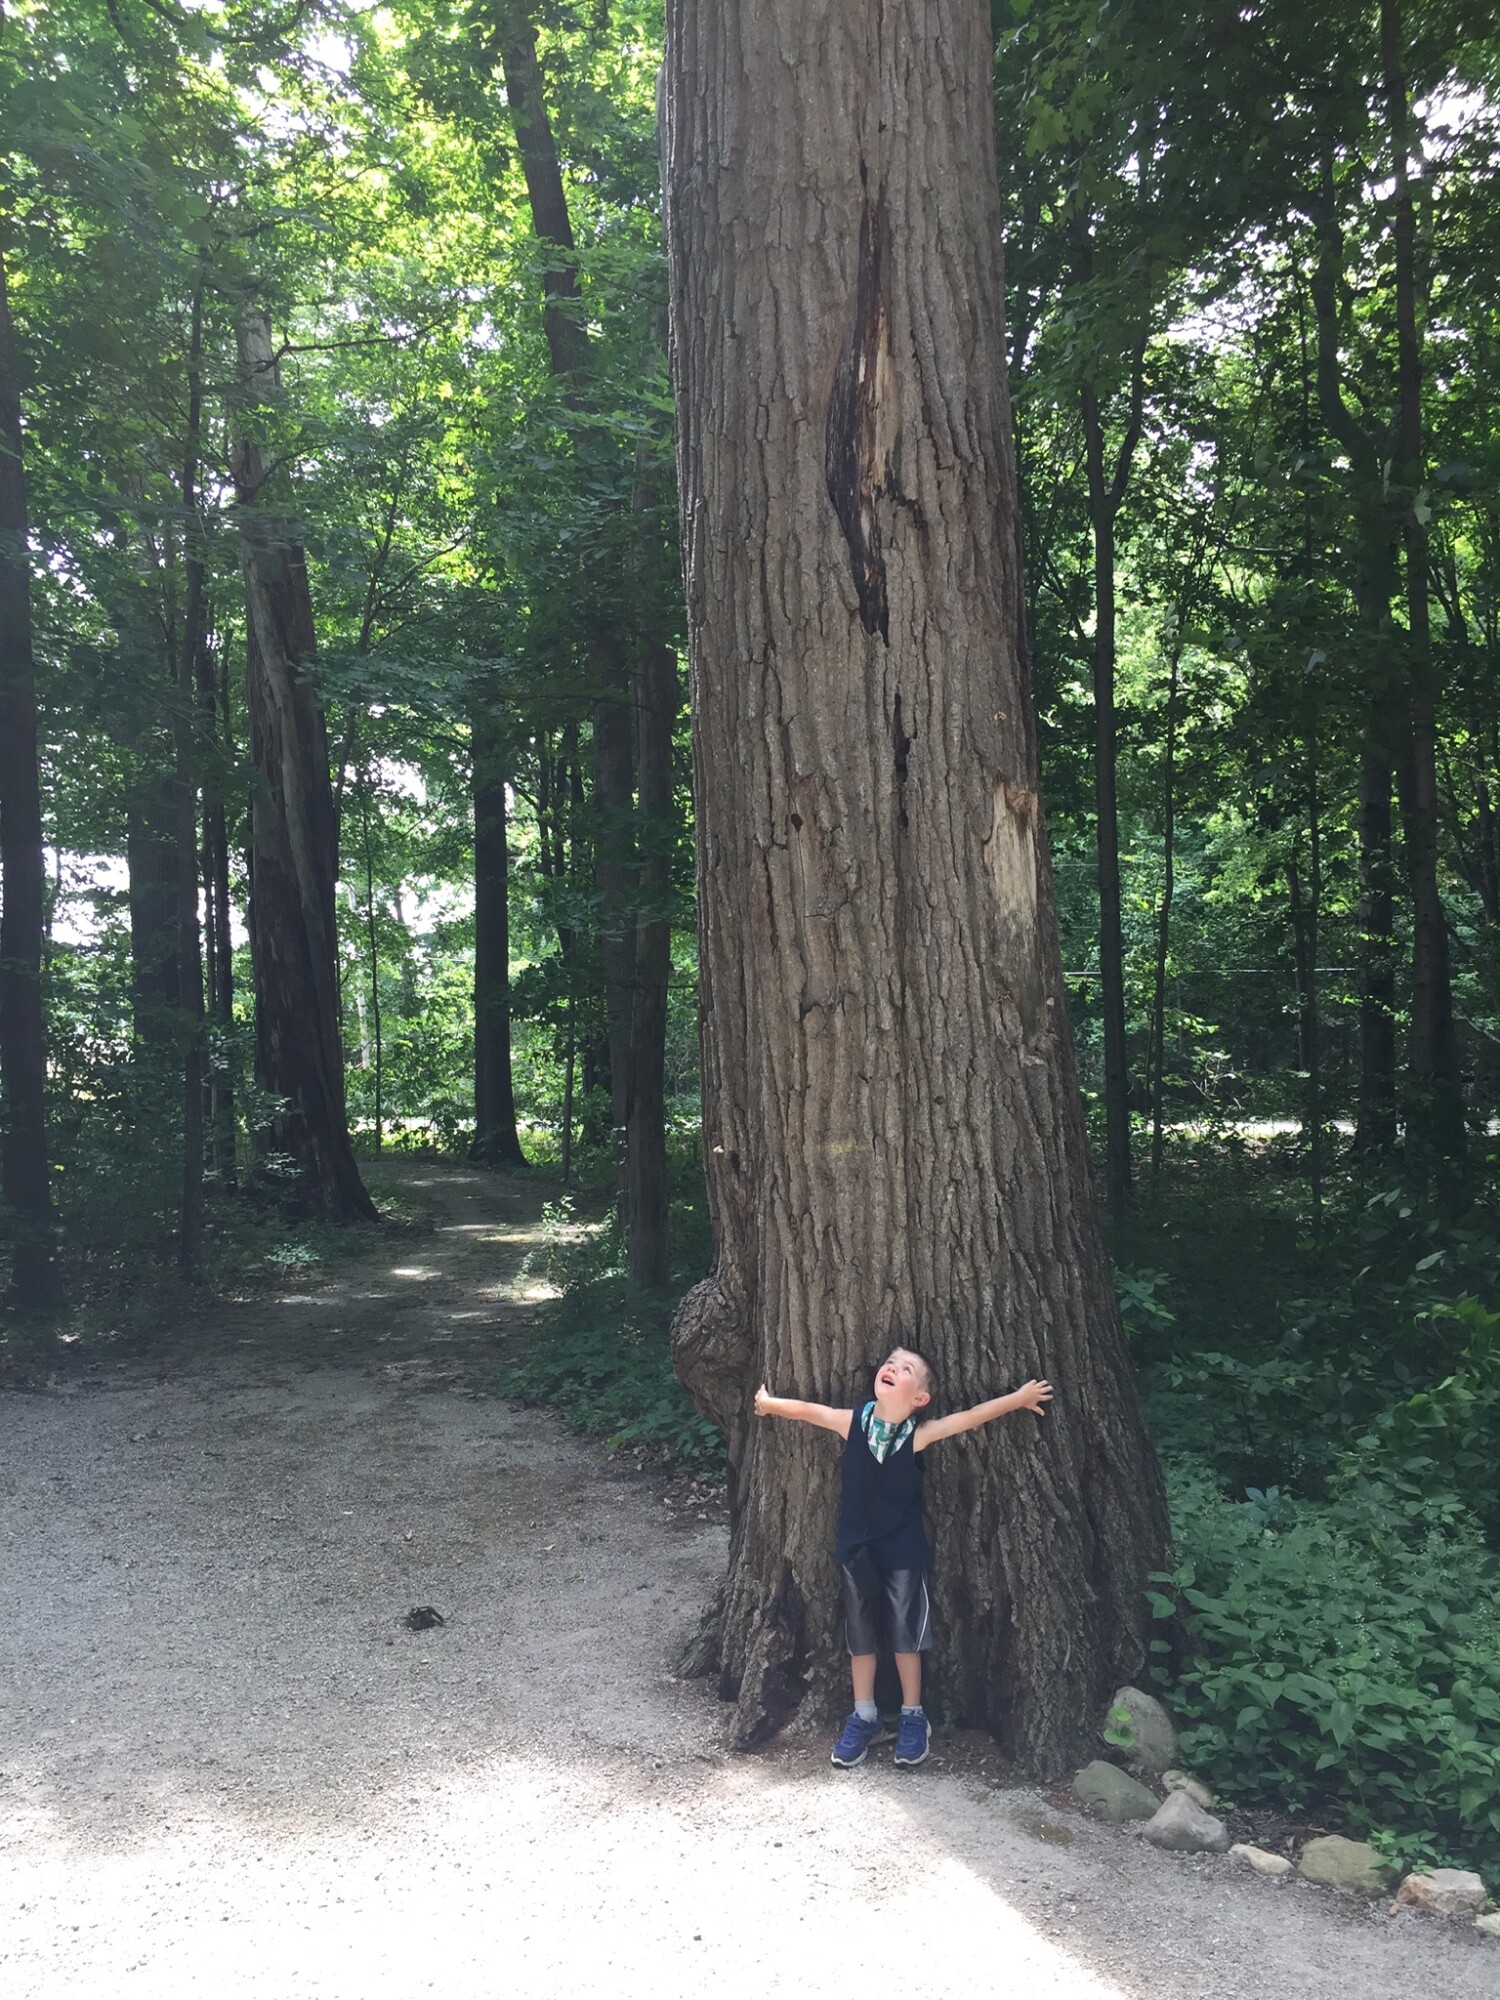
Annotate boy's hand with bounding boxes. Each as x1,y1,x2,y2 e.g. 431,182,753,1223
754,1383,772,1416
1015,1378,1054,1415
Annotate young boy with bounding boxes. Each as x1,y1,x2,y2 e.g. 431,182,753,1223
754,1350,1053,1768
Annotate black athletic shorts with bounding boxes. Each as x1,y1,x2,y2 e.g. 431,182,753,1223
838,1548,932,1655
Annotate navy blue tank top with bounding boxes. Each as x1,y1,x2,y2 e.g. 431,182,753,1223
835,1403,930,1568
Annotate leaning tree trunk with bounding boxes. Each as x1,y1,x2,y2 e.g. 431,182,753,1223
231,309,375,1224
0,241,62,1308
661,0,1168,1773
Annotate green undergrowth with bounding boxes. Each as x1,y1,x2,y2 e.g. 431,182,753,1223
0,1164,435,1375
1129,1143,1500,1882
1156,1458,1500,1880
507,1142,724,1471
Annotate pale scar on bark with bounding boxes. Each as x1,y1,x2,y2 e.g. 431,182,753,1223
986,780,1047,1039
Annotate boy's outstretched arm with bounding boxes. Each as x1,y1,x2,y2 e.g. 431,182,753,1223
914,1379,1053,1451
753,1385,854,1438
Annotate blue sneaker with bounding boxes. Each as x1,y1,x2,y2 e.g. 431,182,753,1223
893,1708,931,1767
830,1711,882,1768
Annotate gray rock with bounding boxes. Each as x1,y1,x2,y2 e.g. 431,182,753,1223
1393,1869,1488,1918
1297,1835,1392,1894
1142,1788,1232,1854
1162,1768,1215,1810
1475,1912,1500,1938
1229,1842,1293,1878
1072,1759,1160,1824
1106,1685,1179,1772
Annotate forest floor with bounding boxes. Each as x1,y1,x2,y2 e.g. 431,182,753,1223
2,1161,1495,2000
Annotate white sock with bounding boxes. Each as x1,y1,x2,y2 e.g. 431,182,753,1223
854,1700,878,1723
901,1704,924,1717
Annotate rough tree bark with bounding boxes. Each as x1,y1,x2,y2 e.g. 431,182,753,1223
0,239,62,1308
660,0,1168,1772
231,309,376,1224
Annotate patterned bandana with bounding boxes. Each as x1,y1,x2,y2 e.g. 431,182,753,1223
862,1401,916,1464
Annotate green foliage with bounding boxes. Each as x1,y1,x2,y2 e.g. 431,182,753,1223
509,1158,721,1471
1337,1295,1500,1544
1158,1459,1500,1878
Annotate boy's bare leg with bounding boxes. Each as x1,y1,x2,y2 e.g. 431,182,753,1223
895,1652,922,1707
850,1654,877,1705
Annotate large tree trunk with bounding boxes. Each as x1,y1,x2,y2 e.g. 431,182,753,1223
231,309,375,1225
660,0,1168,1773
471,704,525,1166
0,242,62,1308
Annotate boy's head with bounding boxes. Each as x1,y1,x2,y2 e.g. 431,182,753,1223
873,1346,936,1419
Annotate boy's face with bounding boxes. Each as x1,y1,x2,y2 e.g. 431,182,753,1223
874,1348,931,1418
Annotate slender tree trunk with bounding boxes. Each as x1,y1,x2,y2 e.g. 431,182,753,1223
498,7,664,1211
1308,167,1402,1164
1476,778,1500,927
231,309,375,1224
471,705,525,1166
200,636,237,1187
627,639,679,1286
1286,753,1322,1234
0,241,62,1308
174,287,208,1272
1148,642,1181,1194
594,642,637,1207
1381,0,1465,1190
126,789,179,1040
560,990,576,1187
1355,745,1399,1155
359,778,383,1155
1080,382,1132,1221
661,0,1167,1771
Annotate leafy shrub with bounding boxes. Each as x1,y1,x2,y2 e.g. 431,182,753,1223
512,1271,723,1468
509,1161,722,1472
1156,1458,1500,1877
1336,1296,1500,1544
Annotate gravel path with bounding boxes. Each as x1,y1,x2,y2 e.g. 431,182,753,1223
2,1164,1494,1999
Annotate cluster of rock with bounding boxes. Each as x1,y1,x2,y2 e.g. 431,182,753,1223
1070,1687,1497,1939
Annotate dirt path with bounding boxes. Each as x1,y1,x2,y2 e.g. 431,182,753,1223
2,1163,1494,1999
